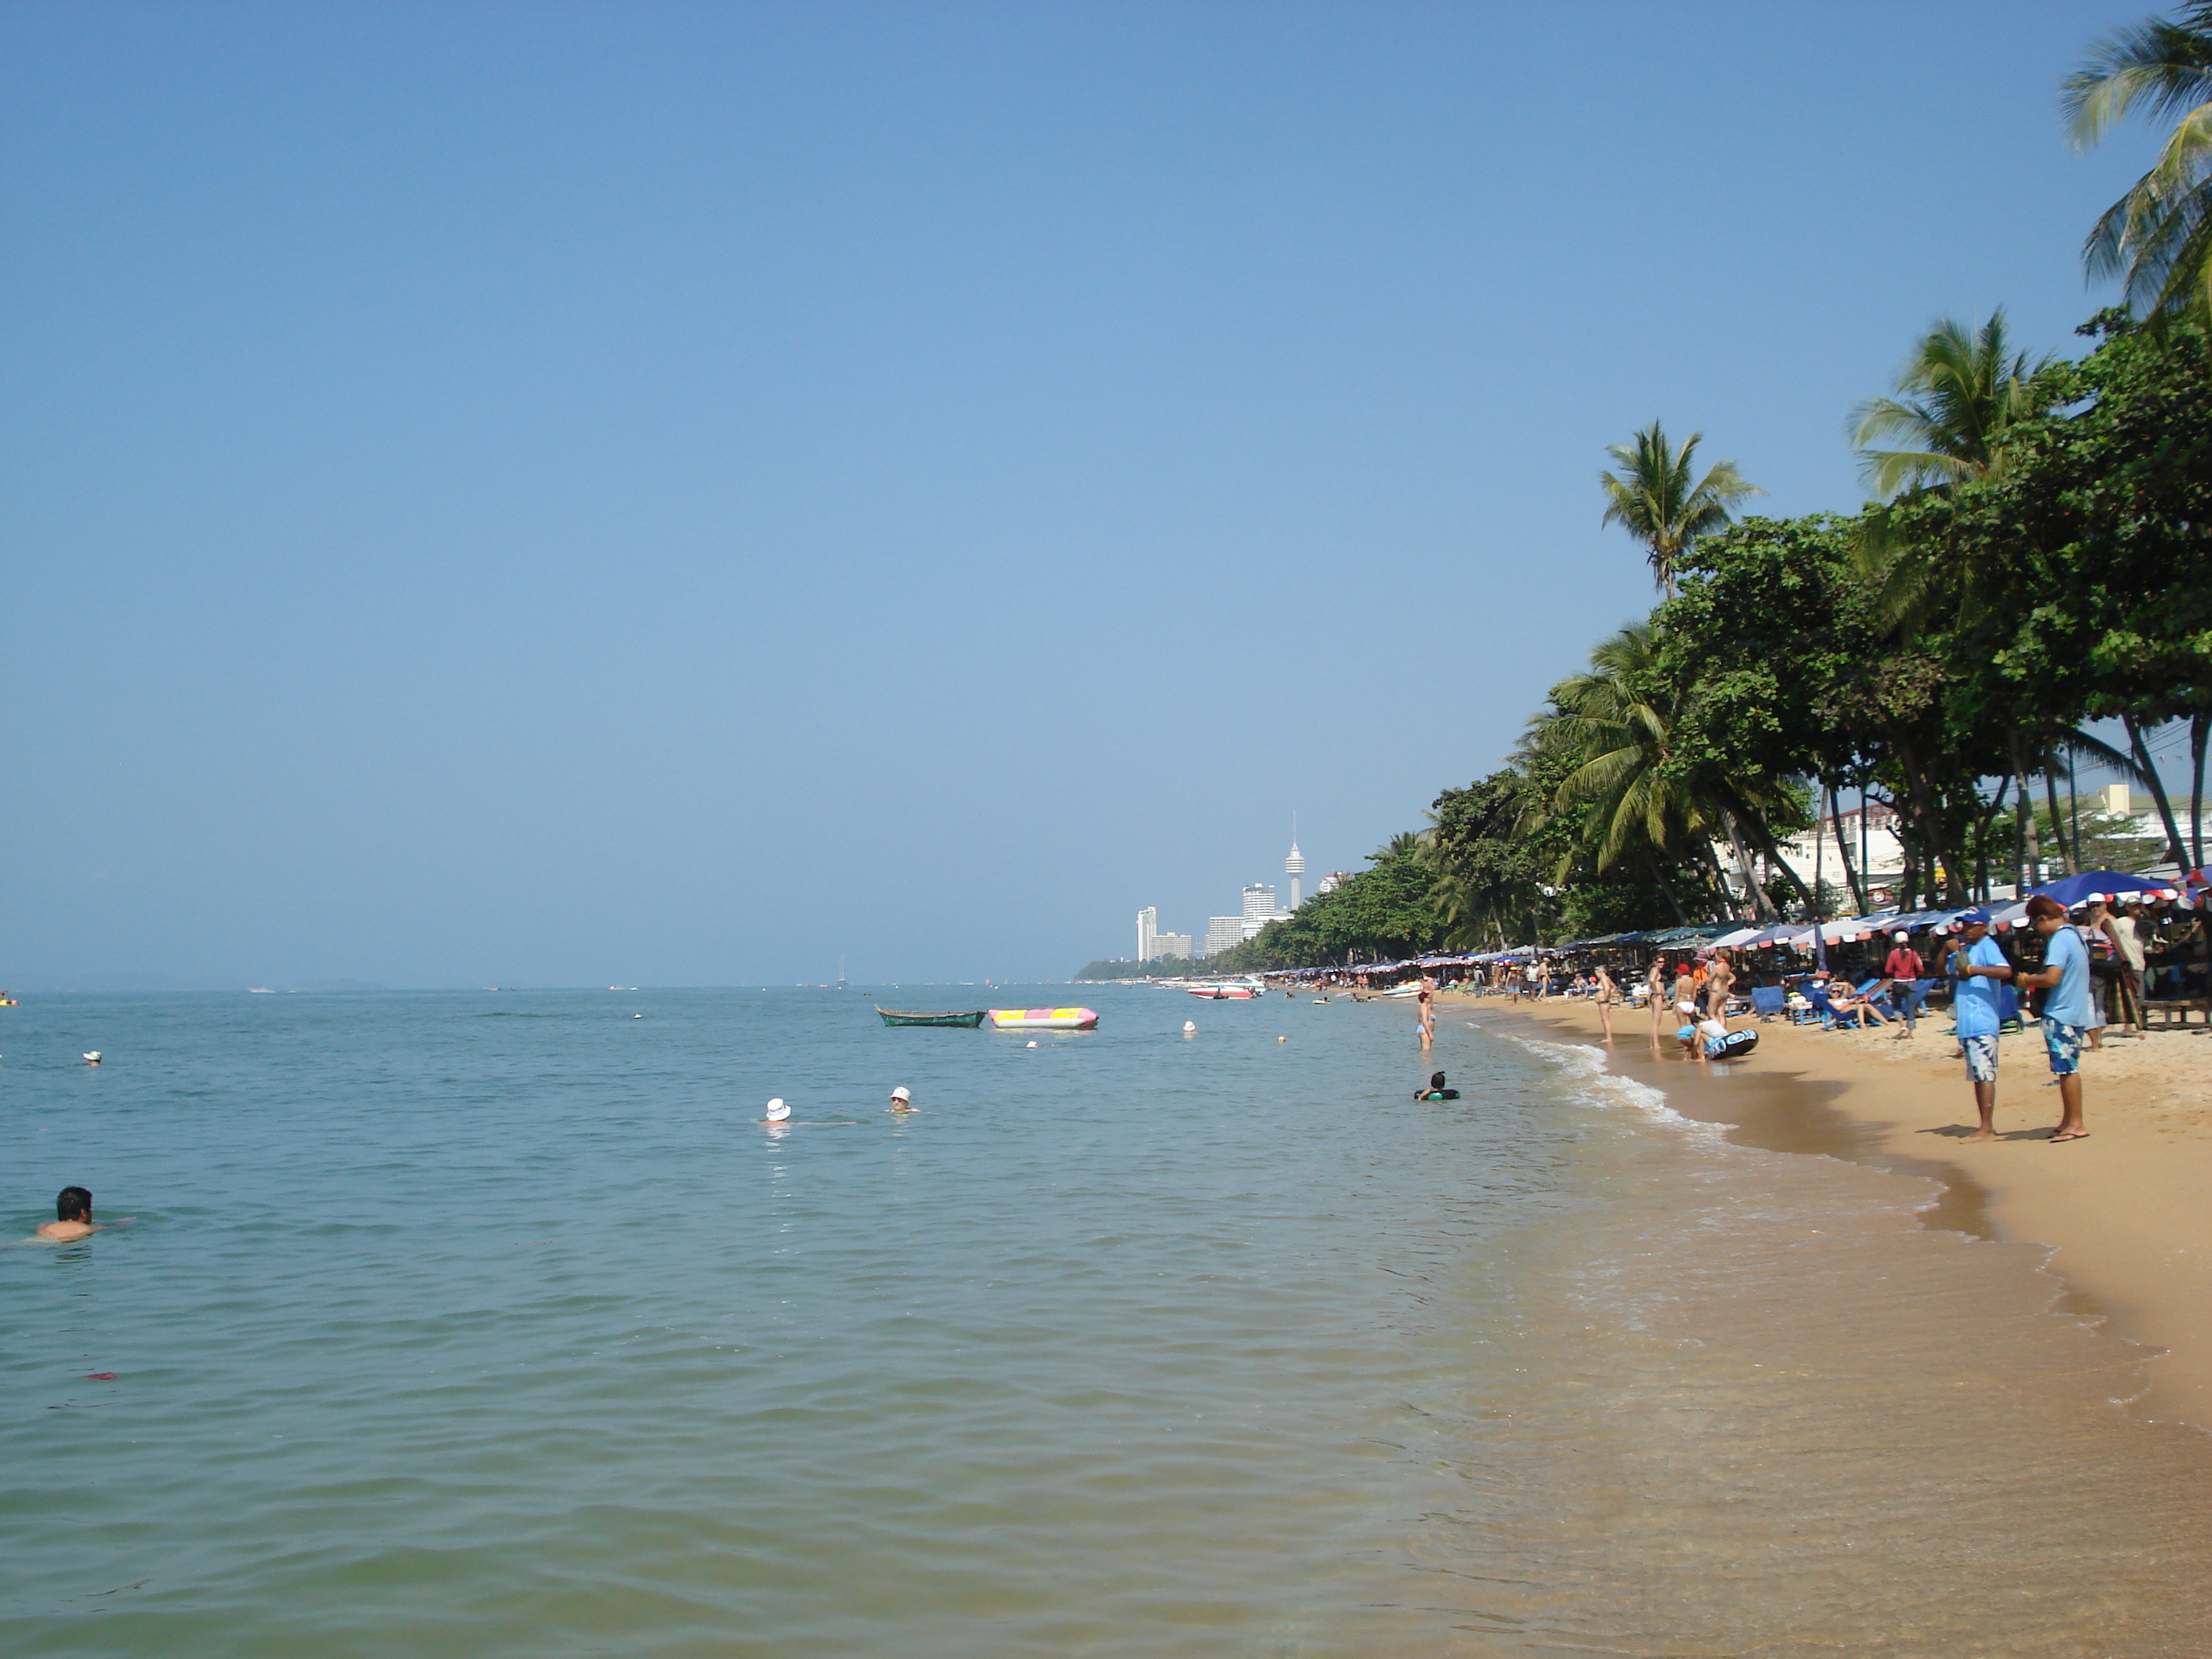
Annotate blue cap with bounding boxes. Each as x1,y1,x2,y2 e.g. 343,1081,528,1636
1956,907,1991,927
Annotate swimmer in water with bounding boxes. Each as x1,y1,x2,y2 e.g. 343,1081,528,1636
888,1086,916,1114
759,1098,791,1125
1414,1071,1460,1101
35,1186,100,1241
82,1051,102,1066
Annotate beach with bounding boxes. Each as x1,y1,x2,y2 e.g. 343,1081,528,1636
1449,988,2212,1432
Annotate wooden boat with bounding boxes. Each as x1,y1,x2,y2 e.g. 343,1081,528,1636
876,1007,987,1028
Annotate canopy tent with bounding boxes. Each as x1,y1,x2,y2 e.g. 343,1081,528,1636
2026,870,2182,909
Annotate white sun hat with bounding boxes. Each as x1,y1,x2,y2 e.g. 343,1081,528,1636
764,1098,790,1122
890,1087,910,1102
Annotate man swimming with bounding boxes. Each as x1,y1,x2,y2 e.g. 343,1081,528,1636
888,1086,917,1114
35,1187,100,1241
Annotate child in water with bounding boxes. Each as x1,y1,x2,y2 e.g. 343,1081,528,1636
1414,1071,1460,1100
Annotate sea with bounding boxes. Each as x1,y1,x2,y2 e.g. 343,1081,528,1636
4,985,2209,1657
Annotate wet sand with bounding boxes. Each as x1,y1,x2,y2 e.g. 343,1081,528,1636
1447,990,2212,1432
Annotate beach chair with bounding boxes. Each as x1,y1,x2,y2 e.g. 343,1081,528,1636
1799,982,1851,1029
1750,986,1786,1022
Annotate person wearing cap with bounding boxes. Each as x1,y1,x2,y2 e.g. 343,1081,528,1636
888,1086,916,1115
2015,894,2092,1143
1880,932,1927,1036
1946,909,2012,1141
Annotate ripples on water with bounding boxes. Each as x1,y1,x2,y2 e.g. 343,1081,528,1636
2,989,2206,1656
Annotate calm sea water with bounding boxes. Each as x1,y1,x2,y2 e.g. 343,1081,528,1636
4,987,2208,1656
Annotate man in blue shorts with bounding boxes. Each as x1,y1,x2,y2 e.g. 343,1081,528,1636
2016,894,2092,1143
1946,909,2012,1141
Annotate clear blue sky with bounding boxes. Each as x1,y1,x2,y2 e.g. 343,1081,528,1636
0,1,2167,986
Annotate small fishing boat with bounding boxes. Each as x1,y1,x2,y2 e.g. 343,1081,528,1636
988,1007,1099,1030
877,1007,987,1028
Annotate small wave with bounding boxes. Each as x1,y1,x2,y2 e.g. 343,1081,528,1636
1485,1030,1721,1138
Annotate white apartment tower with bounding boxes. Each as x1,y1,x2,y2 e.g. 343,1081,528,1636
1136,907,1157,963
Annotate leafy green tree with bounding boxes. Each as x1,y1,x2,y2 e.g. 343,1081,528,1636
2065,1,2212,330
1599,421,1763,598
1212,848,1445,970
1850,310,2059,496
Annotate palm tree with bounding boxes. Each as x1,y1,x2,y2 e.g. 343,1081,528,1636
1850,311,2059,497
1599,422,1762,598
2064,1,2212,329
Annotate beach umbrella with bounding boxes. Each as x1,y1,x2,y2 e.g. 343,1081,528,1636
1707,926,1764,950
2029,870,2180,909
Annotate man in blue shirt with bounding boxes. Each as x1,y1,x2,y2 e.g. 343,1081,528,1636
1946,909,2013,1141
2017,894,2092,1143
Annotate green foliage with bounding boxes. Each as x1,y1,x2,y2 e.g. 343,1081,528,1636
1208,850,1447,970
1599,421,1763,596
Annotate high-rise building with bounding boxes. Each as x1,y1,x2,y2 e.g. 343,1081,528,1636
1136,907,1158,963
1203,916,1244,957
1285,837,1305,910
1153,932,1192,960
1240,884,1281,941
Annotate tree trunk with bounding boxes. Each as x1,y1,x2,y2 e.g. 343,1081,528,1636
1827,781,1867,914
1894,741,1964,904
1641,847,1689,926
2190,709,2208,871
1973,775,2010,904
1719,810,1778,921
2010,727,2039,893
2043,766,2074,878
2122,712,2191,870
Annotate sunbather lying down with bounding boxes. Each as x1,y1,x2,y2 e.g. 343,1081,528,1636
1806,972,1889,1028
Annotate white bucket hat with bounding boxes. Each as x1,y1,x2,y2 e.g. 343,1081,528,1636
889,1087,910,1102
763,1098,790,1123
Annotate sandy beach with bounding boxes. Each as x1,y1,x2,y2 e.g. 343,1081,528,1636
1444,989,2212,1433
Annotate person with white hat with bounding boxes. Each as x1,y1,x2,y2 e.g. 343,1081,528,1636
888,1086,916,1115
758,1098,791,1125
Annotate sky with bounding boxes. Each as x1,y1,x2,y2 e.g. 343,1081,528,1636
0,1,2178,988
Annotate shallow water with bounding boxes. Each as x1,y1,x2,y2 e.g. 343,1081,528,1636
2,989,2206,1655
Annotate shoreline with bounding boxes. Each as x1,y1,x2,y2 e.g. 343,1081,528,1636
1438,989,2212,1432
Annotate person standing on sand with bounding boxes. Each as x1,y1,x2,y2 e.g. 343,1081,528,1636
1881,932,1927,1038
2110,901,2146,1031
1946,909,2012,1141
1703,950,1735,1020
1592,963,1617,1040
2017,894,2092,1143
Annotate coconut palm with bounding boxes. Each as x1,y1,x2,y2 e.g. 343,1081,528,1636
1850,311,2060,497
1599,422,1762,598
2064,1,2212,329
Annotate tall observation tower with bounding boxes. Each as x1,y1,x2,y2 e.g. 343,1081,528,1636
1285,826,1305,911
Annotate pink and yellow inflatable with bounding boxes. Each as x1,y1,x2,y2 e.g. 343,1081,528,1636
988,1007,1099,1030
